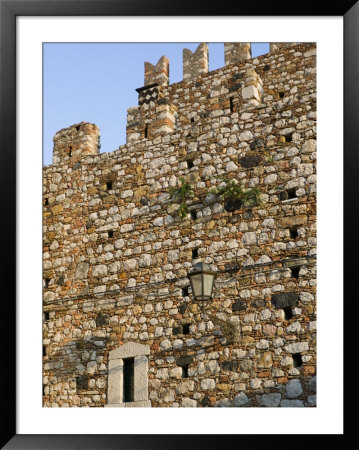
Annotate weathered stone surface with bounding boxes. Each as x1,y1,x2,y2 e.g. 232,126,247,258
279,215,307,228
176,355,194,367
285,342,309,354
176,381,195,395
232,300,247,312
76,263,89,279
308,376,316,393
271,292,299,309
221,361,238,372
257,393,281,407
233,392,249,406
286,379,303,398
280,399,304,407
181,397,197,407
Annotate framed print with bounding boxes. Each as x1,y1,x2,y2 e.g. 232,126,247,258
1,0,357,448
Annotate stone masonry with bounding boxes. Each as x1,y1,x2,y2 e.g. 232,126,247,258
43,42,317,408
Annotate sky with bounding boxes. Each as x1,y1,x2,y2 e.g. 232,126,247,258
43,43,269,166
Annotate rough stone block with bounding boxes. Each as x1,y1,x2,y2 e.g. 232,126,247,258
271,292,299,309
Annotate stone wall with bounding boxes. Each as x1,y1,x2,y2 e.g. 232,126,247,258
43,42,317,408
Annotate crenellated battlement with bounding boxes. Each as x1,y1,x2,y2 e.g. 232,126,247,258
50,42,315,164
144,55,169,87
52,122,100,164
183,43,209,81
224,43,252,66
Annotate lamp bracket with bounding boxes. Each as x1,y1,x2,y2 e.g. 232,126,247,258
206,312,241,344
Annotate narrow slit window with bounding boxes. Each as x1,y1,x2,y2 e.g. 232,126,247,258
191,117,195,124
182,324,190,335
43,346,47,357
108,230,114,238
285,133,293,143
106,181,113,191
144,124,148,138
44,278,50,289
190,210,197,220
230,97,234,113
68,145,72,157
292,353,303,368
75,125,80,132
182,365,189,378
44,311,50,321
182,287,189,297
289,227,299,239
283,307,293,320
123,357,135,403
291,266,300,279
279,91,285,99
192,248,199,259
44,198,49,206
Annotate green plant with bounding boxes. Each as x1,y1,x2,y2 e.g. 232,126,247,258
263,151,272,162
169,177,194,219
209,178,262,212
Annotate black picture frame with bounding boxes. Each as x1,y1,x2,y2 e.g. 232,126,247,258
1,0,357,448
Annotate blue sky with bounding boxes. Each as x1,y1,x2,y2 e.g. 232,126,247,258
43,43,269,166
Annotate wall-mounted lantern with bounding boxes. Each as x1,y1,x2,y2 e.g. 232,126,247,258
187,262,217,303
187,261,240,344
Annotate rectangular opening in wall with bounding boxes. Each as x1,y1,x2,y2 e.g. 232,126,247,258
182,287,189,297
285,133,293,143
281,188,296,201
144,124,148,138
123,357,135,403
292,353,303,368
44,198,49,206
289,227,298,239
230,97,234,113
44,311,50,321
182,323,190,335
191,117,195,124
43,346,46,357
182,365,189,378
68,145,72,157
44,278,50,289
106,181,113,191
192,248,199,259
283,307,294,320
279,91,285,99
108,230,114,238
190,210,197,220
291,266,300,279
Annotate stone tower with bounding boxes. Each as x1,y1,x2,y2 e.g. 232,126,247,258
43,42,317,408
